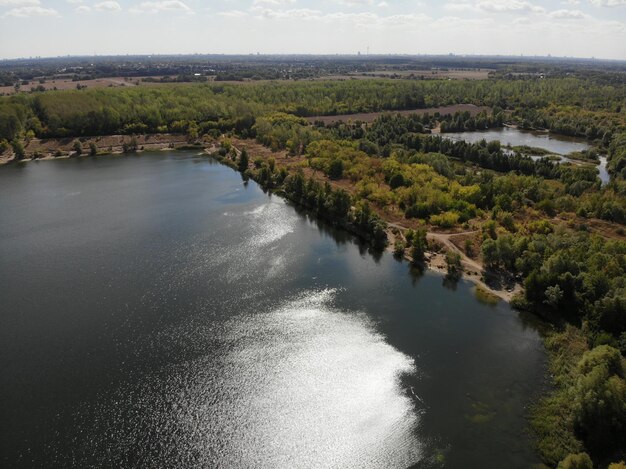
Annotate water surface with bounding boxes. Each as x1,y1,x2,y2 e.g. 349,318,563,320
441,127,590,155
0,153,546,468
441,127,609,184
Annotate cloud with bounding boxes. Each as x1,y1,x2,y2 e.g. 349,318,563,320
549,8,589,18
253,0,296,5
76,5,90,12
3,5,59,16
217,9,248,17
445,0,545,13
94,1,121,11
0,0,39,5
130,1,192,14
589,0,626,6
478,0,545,13
336,0,375,6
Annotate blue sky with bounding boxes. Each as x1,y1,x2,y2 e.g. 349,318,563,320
1,0,625,59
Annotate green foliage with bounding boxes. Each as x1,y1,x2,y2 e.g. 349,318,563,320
10,139,25,160
445,250,463,280
72,139,82,155
393,240,405,257
406,228,427,264
572,346,626,455
237,148,249,172
557,452,593,469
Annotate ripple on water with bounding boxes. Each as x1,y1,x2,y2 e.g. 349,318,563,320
66,289,422,468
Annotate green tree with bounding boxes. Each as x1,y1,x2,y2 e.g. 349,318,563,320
328,159,344,180
481,238,499,268
11,139,25,160
445,250,463,280
573,346,626,454
410,229,427,264
72,140,82,156
393,240,405,258
238,148,249,172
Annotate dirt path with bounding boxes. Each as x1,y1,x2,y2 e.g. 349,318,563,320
387,222,521,302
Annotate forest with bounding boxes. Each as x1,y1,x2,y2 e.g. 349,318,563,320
1,72,626,468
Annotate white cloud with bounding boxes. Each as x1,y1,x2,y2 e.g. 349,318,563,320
378,1,389,7
217,9,248,17
477,0,545,13
3,5,59,16
549,8,589,18
253,0,296,5
0,0,39,5
444,2,476,12
589,0,626,6
66,0,83,4
94,1,121,11
337,0,374,6
130,1,192,13
76,5,90,12
445,0,545,13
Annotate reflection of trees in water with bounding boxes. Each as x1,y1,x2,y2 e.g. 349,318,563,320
288,200,386,264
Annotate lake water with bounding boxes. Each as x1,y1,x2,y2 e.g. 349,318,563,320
441,127,590,155
0,152,546,468
441,127,609,184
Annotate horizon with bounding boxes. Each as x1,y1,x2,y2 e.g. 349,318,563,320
2,52,626,64
1,0,625,61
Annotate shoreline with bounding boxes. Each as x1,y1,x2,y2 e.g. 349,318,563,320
1,136,521,303
204,141,522,304
0,133,198,166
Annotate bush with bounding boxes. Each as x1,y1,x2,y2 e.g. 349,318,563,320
573,346,626,455
430,211,459,228
72,140,82,155
557,453,593,469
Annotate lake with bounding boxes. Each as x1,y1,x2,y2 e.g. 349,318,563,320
441,127,590,155
441,127,609,184
0,152,546,468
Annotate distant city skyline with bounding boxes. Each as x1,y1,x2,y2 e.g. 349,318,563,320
1,0,625,60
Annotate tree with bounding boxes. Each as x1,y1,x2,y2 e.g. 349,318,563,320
11,139,25,160
481,238,499,268
89,142,97,156
328,159,344,180
393,240,405,258
445,250,463,280
573,346,626,454
410,229,427,264
238,148,249,172
72,140,82,156
544,285,564,308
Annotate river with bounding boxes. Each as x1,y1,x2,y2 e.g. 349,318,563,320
0,152,546,468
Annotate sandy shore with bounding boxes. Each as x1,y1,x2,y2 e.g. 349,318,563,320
0,133,198,165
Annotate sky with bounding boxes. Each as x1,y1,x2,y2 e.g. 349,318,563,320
0,0,625,60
